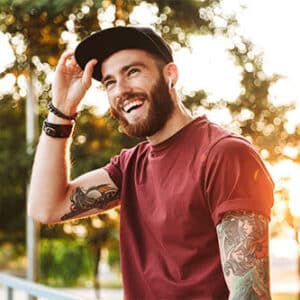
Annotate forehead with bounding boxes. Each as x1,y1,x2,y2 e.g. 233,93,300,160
101,49,158,78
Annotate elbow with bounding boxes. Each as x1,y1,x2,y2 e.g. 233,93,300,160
27,188,66,224
27,204,58,225
27,209,48,224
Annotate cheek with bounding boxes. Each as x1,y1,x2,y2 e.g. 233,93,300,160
107,95,117,109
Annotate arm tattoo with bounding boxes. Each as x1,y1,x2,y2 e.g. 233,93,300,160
217,211,271,300
61,184,120,221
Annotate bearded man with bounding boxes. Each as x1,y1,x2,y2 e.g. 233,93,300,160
28,26,274,299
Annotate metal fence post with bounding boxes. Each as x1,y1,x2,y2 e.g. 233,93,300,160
6,286,13,300
25,64,39,300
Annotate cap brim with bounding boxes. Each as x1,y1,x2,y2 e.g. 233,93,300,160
75,27,167,82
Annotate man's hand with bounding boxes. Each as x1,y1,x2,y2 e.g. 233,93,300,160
52,51,97,115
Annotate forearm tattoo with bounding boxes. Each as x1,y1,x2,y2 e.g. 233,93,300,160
217,211,271,300
61,184,120,221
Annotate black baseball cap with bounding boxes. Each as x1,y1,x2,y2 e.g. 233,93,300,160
74,26,173,82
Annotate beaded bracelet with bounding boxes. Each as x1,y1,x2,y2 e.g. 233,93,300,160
48,101,78,120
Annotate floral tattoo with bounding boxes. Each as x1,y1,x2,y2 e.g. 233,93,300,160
61,184,120,221
217,211,271,300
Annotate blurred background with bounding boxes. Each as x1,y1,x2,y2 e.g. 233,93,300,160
0,0,300,299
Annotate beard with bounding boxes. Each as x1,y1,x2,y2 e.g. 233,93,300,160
110,73,174,138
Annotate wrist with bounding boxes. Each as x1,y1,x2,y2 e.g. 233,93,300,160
52,103,78,116
47,112,74,125
48,101,78,121
43,120,75,138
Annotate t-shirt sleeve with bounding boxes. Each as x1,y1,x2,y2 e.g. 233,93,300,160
104,154,123,189
204,137,274,225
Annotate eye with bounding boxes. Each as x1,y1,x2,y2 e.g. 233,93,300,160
128,68,139,76
104,79,116,89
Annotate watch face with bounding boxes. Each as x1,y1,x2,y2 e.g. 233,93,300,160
45,126,57,136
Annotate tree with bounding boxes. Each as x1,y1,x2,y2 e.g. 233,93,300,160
227,36,300,162
0,95,29,243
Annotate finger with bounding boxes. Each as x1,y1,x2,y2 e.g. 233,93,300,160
82,59,98,89
57,51,75,67
68,56,79,69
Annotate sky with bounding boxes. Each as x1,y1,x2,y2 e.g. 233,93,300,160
237,0,300,110
176,0,300,126
238,0,300,80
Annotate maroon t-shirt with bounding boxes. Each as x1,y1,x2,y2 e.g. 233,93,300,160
104,116,274,300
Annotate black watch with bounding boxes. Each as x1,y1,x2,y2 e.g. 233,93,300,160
43,120,74,138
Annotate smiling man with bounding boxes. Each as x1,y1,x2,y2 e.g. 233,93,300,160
103,49,176,139
28,26,274,299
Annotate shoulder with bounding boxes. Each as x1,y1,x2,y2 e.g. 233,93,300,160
206,136,274,223
118,140,150,160
108,140,150,168
208,135,258,161
104,140,150,188
185,116,235,152
185,117,262,167
206,135,272,182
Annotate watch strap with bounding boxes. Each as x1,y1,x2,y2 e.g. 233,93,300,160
43,120,74,138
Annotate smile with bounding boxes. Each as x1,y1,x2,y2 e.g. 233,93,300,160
122,98,145,113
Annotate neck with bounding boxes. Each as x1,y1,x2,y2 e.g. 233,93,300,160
147,104,193,145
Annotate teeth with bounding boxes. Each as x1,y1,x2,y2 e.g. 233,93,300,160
123,100,143,113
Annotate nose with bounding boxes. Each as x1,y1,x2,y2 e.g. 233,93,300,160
113,78,132,102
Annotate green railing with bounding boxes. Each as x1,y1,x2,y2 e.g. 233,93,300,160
0,272,81,300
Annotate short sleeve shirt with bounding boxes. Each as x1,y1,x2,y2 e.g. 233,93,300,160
104,116,274,300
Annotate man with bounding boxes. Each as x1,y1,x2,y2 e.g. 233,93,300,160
28,26,274,299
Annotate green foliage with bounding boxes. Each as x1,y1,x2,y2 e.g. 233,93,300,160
0,0,89,69
107,244,120,271
227,36,300,162
0,243,26,270
0,95,31,243
40,239,93,286
1,0,79,16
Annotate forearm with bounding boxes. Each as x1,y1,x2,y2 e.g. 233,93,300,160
225,260,271,300
28,52,100,223
28,113,74,223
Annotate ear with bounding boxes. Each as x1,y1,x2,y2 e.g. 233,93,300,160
163,63,178,89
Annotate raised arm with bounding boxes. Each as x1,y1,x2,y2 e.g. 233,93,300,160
216,211,271,300
28,52,120,224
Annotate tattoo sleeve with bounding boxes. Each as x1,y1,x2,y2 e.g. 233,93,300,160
61,184,120,221
216,211,271,300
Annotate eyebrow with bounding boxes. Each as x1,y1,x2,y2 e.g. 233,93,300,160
102,62,147,84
